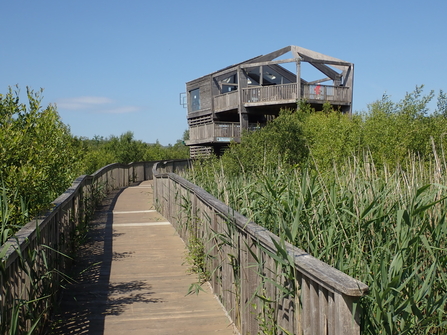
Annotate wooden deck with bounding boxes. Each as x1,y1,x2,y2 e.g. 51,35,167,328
50,180,237,335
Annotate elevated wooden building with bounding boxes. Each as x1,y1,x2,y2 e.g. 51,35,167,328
184,45,354,157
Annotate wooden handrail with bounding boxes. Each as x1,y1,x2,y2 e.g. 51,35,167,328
240,83,350,105
152,163,368,335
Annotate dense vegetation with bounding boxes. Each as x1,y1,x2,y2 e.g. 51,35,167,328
0,86,188,240
187,86,447,334
218,86,447,175
77,130,189,174
0,87,81,236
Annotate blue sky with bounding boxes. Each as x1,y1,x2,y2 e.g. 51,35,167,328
1,0,446,145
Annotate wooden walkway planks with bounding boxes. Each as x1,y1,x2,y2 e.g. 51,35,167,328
51,180,237,335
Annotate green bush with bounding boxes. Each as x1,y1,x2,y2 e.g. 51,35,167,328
302,109,363,169
0,87,81,229
220,106,309,175
77,131,190,174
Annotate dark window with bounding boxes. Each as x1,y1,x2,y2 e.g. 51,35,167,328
190,88,200,112
221,75,238,93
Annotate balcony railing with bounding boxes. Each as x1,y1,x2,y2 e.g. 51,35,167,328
244,83,350,104
302,84,350,102
188,122,241,143
212,83,350,112
243,83,298,103
214,91,239,112
188,122,264,144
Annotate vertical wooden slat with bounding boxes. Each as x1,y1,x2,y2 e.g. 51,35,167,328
295,271,303,335
309,280,320,334
319,285,328,335
334,292,360,335
301,276,311,334
327,291,335,335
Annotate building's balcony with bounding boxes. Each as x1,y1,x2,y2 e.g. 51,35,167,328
214,91,239,112
243,82,299,105
186,122,262,146
212,83,350,112
300,84,350,104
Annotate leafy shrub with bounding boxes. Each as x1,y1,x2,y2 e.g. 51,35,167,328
0,87,81,228
77,131,189,174
220,106,309,175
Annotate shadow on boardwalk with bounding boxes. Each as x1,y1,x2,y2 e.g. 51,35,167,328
50,181,236,335
51,186,159,334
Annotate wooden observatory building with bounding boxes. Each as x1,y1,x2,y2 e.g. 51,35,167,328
183,45,354,158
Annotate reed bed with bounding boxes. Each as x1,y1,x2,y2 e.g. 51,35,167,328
186,155,447,334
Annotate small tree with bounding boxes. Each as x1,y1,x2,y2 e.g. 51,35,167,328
0,86,81,229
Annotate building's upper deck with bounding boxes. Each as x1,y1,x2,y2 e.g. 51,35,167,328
186,45,354,120
213,82,350,112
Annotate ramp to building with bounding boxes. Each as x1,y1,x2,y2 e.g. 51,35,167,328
51,180,237,335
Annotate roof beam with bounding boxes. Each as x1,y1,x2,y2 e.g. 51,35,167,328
311,62,342,80
249,46,292,63
240,58,299,69
302,58,352,67
292,45,351,71
299,54,350,66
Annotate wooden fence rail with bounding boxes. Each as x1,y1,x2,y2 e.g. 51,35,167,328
153,161,369,335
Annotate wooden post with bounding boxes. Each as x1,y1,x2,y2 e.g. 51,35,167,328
348,64,354,115
237,66,249,131
296,59,301,102
240,113,249,130
210,74,215,119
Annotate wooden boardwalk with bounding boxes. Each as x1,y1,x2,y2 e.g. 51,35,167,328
51,180,237,335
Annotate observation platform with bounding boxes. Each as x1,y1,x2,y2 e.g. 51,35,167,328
51,180,237,334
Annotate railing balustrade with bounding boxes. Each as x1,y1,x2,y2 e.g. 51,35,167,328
210,83,353,111
212,84,350,112
214,91,239,112
153,162,368,335
302,84,350,102
243,83,298,103
189,122,242,142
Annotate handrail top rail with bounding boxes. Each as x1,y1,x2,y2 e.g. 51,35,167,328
1,173,95,268
214,91,239,98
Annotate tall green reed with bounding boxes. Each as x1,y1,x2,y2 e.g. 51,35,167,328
186,154,447,334
0,185,29,245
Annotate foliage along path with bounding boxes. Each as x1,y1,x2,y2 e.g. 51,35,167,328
51,180,237,335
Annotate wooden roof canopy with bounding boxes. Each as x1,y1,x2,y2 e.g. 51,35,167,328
201,45,353,86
